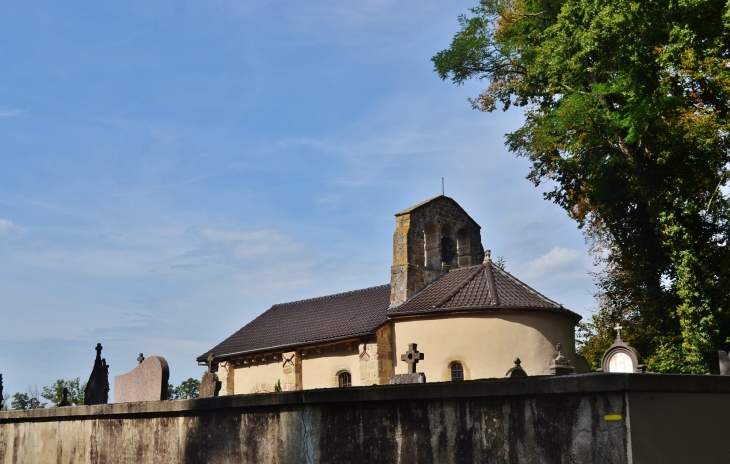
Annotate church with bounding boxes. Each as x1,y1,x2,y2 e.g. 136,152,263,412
197,195,587,394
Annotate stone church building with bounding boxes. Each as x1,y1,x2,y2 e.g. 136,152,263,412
198,195,586,394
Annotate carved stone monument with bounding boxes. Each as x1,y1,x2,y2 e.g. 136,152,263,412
506,358,527,378
718,350,730,375
390,343,426,384
549,343,575,376
598,325,646,373
84,343,110,405
199,354,221,398
114,355,170,403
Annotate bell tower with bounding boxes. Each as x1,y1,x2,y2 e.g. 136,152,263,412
390,195,484,306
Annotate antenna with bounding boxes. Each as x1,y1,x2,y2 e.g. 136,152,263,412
442,177,444,195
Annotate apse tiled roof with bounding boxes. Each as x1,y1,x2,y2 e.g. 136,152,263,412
387,262,581,321
197,285,390,361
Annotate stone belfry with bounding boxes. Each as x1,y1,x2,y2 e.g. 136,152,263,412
390,195,484,306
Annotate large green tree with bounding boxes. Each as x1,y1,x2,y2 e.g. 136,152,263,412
41,378,86,406
433,0,730,373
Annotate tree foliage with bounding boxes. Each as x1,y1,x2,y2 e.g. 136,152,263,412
11,386,45,410
167,378,200,400
41,378,86,406
434,0,730,373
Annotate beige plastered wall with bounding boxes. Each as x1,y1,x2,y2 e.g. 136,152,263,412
301,348,361,389
393,311,583,381
233,358,283,394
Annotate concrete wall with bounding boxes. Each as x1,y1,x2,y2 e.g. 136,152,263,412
393,311,582,380
3,374,729,463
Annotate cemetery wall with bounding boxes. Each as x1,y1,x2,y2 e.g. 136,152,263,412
1,374,729,463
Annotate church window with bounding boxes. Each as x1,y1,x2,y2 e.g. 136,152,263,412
450,362,464,382
441,224,455,264
338,371,352,388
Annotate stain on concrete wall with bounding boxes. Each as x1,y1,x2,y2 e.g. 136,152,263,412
0,389,628,464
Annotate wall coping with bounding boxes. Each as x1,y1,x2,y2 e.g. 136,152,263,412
2,373,729,422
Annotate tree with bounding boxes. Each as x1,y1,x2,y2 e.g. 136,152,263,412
41,378,86,406
167,378,200,400
11,385,46,409
433,0,730,373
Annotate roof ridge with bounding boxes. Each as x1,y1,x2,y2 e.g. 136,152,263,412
491,266,562,307
433,265,485,308
272,284,390,307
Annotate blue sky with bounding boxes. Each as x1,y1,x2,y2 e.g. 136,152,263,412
0,1,597,400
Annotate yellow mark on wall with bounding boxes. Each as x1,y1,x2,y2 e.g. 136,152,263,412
604,414,622,421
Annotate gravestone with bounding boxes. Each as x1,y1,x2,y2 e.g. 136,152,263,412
719,351,730,375
549,343,575,376
199,354,221,398
114,355,170,403
84,343,110,405
598,325,646,373
390,343,426,384
0,373,4,410
58,388,71,407
506,358,527,378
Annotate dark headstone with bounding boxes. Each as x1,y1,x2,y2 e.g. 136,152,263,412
58,388,71,407
549,343,575,376
506,358,528,378
199,354,221,398
84,343,110,405
719,351,730,375
115,356,170,403
389,373,426,384
400,343,424,374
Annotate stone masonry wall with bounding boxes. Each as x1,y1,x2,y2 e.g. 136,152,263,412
358,325,394,385
390,196,484,305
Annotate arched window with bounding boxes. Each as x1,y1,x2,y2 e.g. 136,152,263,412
450,362,464,382
338,371,352,388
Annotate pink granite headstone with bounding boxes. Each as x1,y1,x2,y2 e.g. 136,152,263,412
114,356,170,403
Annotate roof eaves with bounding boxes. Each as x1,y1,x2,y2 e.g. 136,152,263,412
196,330,382,362
386,305,582,322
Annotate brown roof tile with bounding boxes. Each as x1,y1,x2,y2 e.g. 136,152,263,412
197,285,390,361
387,263,581,321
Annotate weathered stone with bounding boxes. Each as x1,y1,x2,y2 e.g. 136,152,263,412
84,343,110,406
389,373,426,384
549,343,575,376
506,358,527,378
199,354,221,398
400,343,424,374
390,196,484,305
720,350,730,375
114,356,170,403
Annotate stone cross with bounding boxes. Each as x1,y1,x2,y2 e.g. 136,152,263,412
400,343,424,374
614,324,623,340
58,387,71,407
137,353,145,364
207,353,216,373
95,343,103,359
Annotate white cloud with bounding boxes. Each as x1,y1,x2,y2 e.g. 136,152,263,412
0,218,24,235
200,227,303,261
0,109,24,118
524,246,589,281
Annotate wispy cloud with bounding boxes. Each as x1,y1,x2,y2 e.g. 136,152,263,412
524,246,592,282
0,218,24,235
0,109,25,118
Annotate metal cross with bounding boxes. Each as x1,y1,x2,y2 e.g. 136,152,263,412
137,353,145,364
95,343,103,360
401,343,424,374
614,324,623,340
